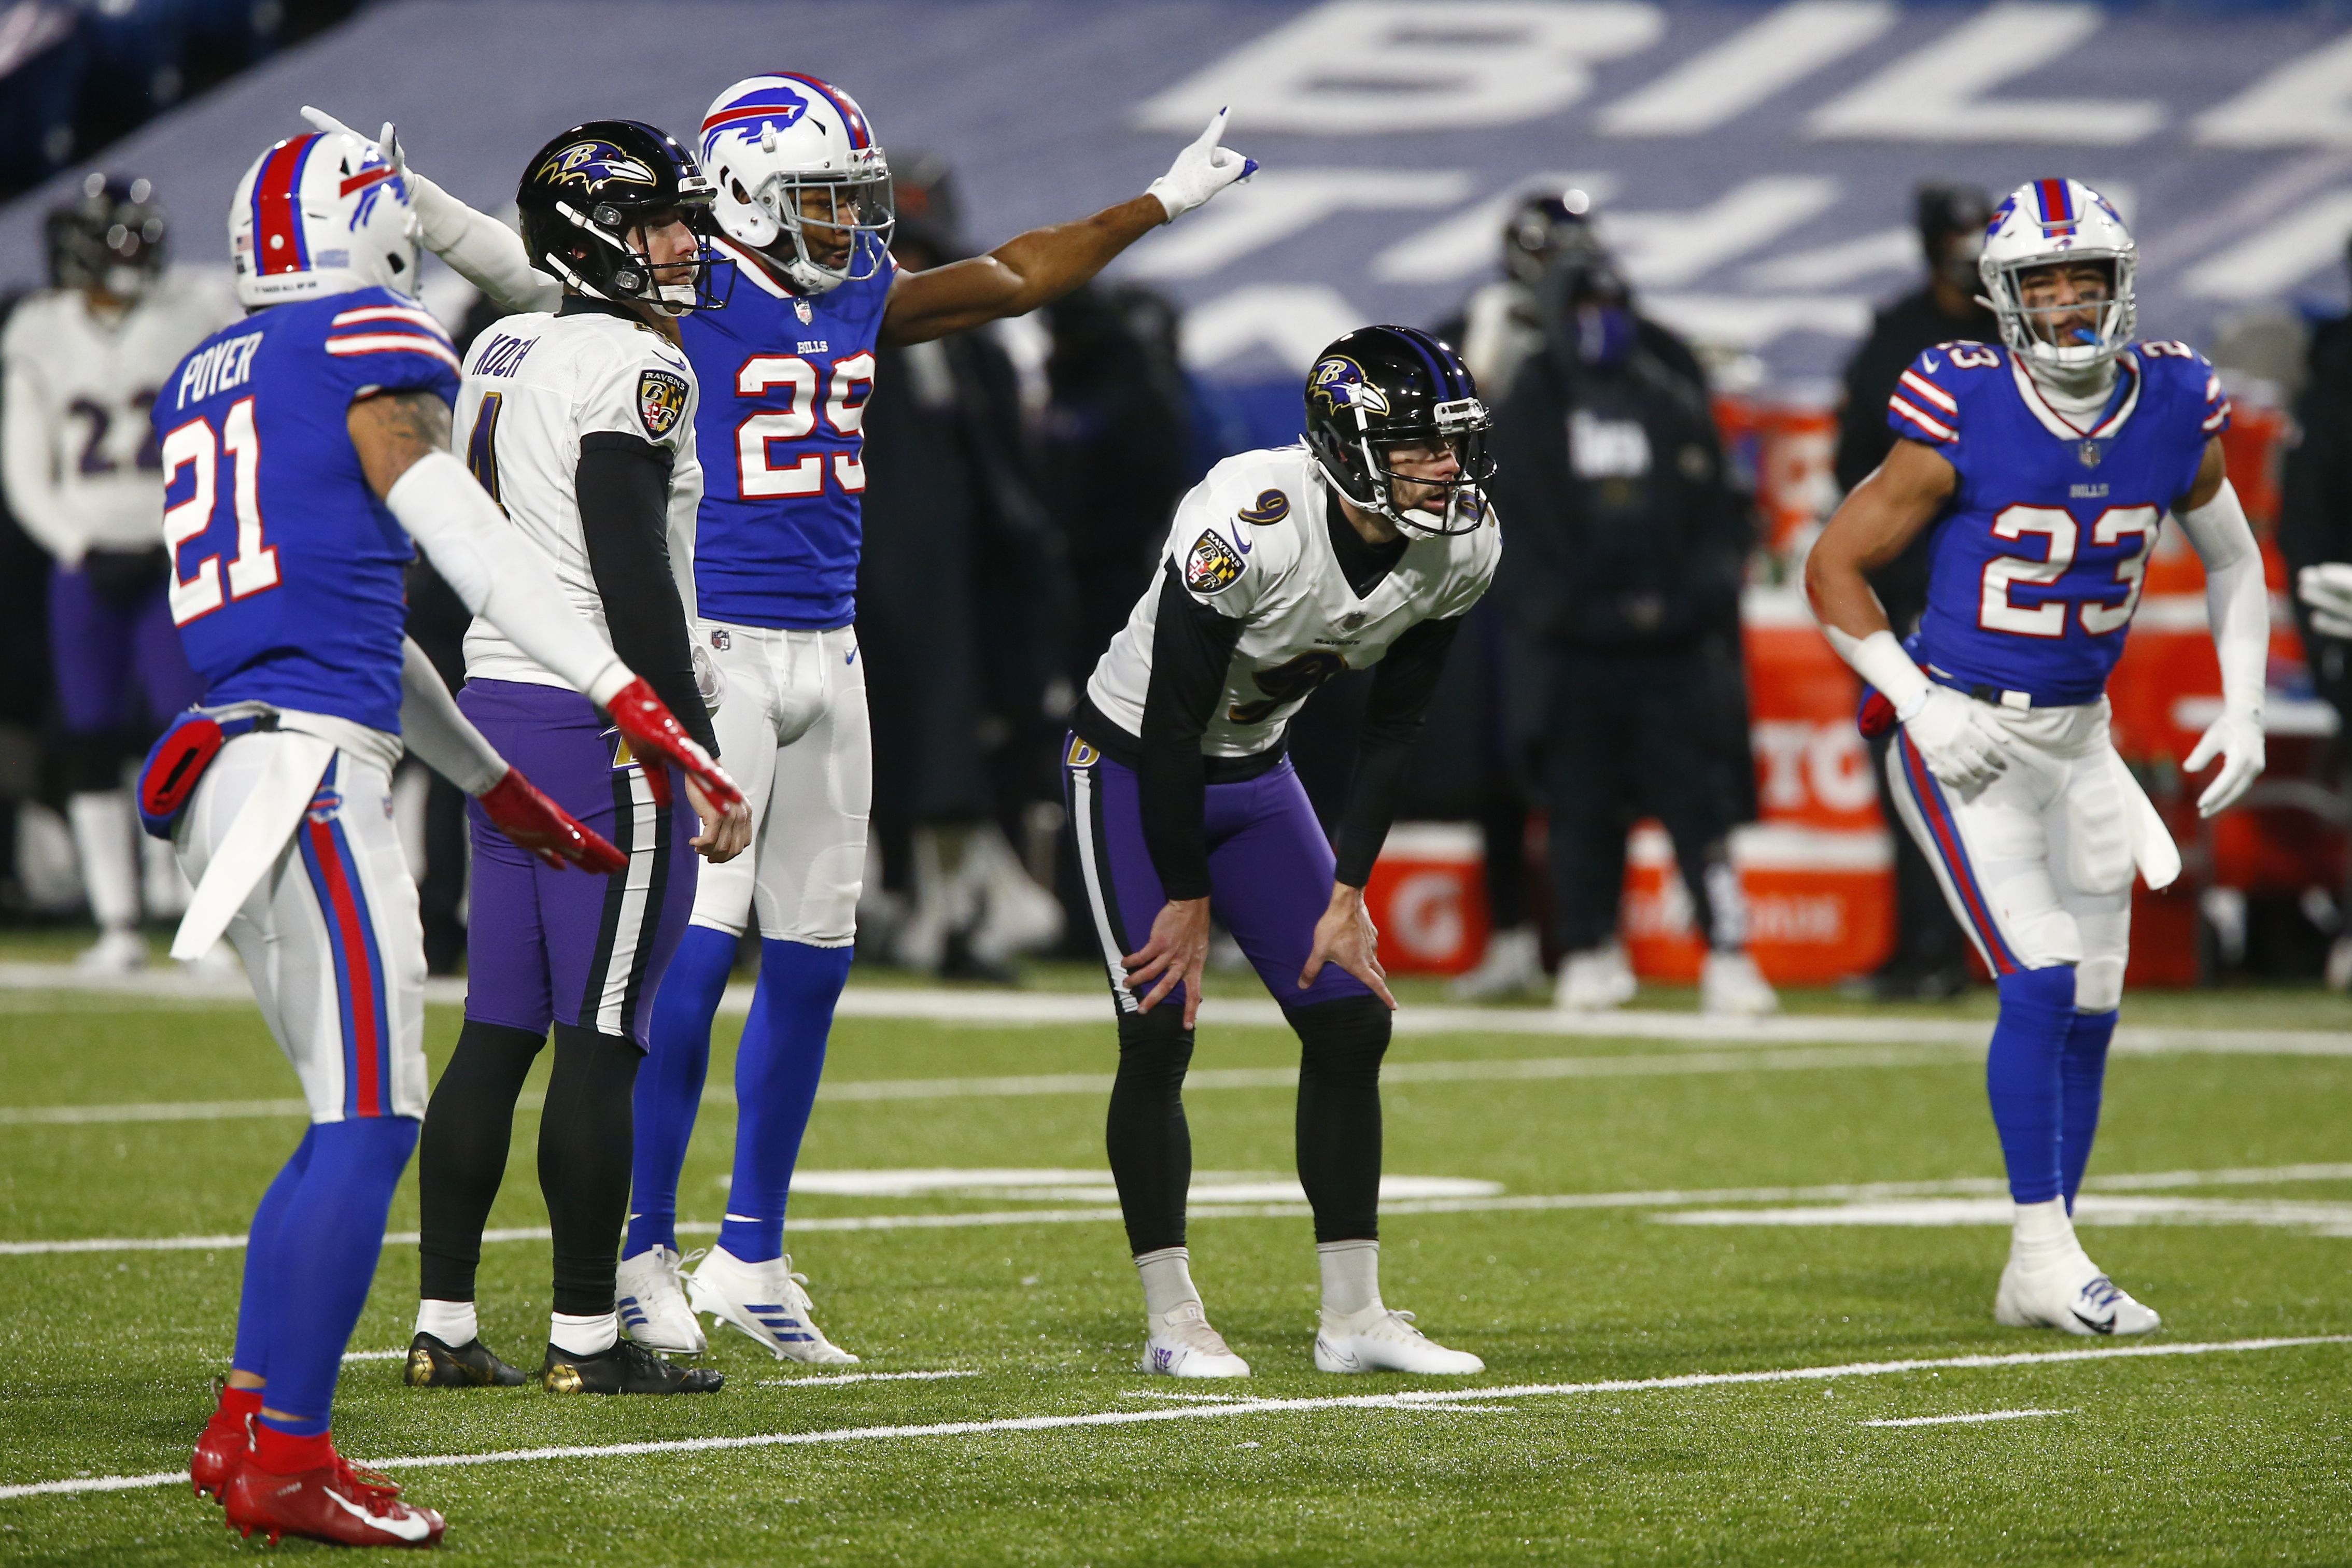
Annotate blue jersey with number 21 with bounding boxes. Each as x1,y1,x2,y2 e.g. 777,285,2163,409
682,234,894,631
153,287,462,733
1888,338,2230,708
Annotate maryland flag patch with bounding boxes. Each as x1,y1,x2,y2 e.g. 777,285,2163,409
637,368,689,440
1184,529,1247,596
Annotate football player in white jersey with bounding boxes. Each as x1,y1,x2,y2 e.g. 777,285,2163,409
1069,326,1496,1377
304,89,1255,1363
2,174,237,971
401,120,751,1398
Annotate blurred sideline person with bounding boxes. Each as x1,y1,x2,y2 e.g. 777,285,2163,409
1807,179,2264,1335
1832,183,1997,1001
857,153,1067,980
2,173,236,970
1068,327,1494,1378
1486,202,1773,1016
169,123,722,1548
406,120,748,1400
321,81,1256,1365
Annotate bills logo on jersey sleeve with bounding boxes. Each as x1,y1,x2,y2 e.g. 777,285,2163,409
638,369,689,438
1185,530,1247,595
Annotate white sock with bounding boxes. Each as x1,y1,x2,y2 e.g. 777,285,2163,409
415,1298,478,1346
1317,1238,1382,1318
1135,1247,1201,1320
2011,1197,2077,1267
67,790,140,929
549,1310,618,1357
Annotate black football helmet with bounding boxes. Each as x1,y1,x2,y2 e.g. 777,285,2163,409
1303,326,1493,538
517,120,729,315
47,173,166,296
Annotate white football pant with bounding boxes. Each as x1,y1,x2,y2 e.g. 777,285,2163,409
176,730,428,1121
688,623,869,947
1884,698,2131,1012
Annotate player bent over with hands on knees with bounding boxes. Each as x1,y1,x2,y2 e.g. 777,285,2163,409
304,87,1255,1365
389,121,752,1401
163,124,737,1547
1805,180,2265,1337
1068,327,1494,1377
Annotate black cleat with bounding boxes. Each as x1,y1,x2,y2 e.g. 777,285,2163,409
542,1337,724,1395
404,1331,530,1388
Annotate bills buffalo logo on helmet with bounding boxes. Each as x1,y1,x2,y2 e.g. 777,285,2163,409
638,369,690,439
1308,355,1389,418
1184,530,1247,596
534,139,658,195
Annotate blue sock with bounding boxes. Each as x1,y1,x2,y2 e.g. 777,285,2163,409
1987,967,2078,1205
716,940,852,1264
253,1117,418,1429
2060,1007,2119,1211
232,1126,315,1381
627,924,736,1257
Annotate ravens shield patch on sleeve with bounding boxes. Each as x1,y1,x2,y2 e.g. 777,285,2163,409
637,369,689,439
1184,529,1247,595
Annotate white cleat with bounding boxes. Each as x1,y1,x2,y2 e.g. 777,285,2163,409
686,1246,860,1364
1700,950,1779,1017
1450,926,1545,1001
1994,1256,2162,1336
1314,1305,1485,1375
75,926,147,975
615,1245,707,1354
1555,941,1636,1012
1139,1300,1251,1377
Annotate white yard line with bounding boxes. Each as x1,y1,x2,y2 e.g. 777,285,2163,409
10,1163,2352,1258
753,1371,977,1389
2,1337,2339,1502
1861,1408,2076,1428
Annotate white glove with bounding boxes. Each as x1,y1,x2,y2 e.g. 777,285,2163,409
2184,708,2264,818
1145,108,1257,223
301,105,406,187
2298,563,2352,640
1901,686,2011,792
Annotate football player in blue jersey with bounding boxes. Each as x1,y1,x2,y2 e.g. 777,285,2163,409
1806,179,2268,1337
305,86,1254,1360
159,127,739,1545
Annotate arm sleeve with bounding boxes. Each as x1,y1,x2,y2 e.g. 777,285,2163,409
1332,616,1461,887
577,432,719,757
409,171,563,316
2176,477,2269,722
2,357,74,563
398,635,505,795
385,449,630,705
1138,561,1244,901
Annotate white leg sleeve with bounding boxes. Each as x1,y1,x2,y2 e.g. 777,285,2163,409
68,789,140,929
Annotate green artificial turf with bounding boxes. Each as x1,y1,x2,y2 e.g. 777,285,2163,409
1,977,2348,1564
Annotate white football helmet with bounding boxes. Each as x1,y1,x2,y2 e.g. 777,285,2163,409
229,130,420,308
699,74,893,296
1979,178,2136,374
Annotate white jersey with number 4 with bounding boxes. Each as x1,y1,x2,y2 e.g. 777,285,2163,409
455,309,703,689
0,271,238,561
1085,444,1501,759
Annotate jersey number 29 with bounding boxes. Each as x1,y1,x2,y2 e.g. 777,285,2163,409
733,352,876,498
160,398,278,627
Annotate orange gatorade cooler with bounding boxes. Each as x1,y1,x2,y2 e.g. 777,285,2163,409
1362,822,1489,976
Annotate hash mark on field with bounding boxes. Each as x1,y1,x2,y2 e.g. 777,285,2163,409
1861,1407,2077,1428
1,1337,2342,1501
341,1349,407,1362
1119,1390,1249,1403
754,1371,977,1388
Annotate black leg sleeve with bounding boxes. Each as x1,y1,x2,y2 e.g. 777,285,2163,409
1293,994,1391,1244
1105,1006,1195,1256
417,1020,545,1303
540,1023,643,1318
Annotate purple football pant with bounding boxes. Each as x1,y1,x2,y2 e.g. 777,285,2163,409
48,564,202,735
459,679,699,1050
1063,738,1367,1013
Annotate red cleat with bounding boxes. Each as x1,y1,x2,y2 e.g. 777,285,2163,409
189,1409,251,1503
223,1453,442,1548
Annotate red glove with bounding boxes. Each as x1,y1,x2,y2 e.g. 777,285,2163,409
477,768,626,874
604,676,742,814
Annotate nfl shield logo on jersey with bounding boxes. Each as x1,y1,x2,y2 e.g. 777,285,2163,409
1184,529,1246,595
637,369,689,439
